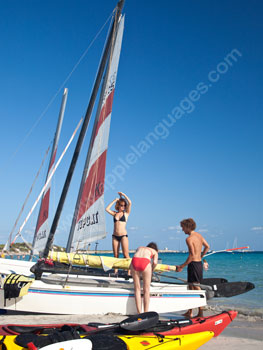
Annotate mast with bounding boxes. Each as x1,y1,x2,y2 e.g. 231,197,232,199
30,88,68,257
42,0,125,259
66,14,125,252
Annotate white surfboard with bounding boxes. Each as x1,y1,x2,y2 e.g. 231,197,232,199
39,338,92,350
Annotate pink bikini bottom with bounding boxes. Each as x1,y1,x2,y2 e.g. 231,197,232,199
131,257,151,272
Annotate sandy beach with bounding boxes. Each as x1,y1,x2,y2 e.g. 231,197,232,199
0,311,262,349
201,313,263,349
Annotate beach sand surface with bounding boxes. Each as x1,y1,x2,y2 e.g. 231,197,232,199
0,312,262,349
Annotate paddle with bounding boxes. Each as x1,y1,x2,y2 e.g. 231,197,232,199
98,312,159,332
15,312,159,348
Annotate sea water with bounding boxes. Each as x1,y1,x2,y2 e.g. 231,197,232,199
158,251,263,318
90,251,263,318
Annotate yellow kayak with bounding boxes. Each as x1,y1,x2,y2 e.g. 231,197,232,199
0,331,214,350
48,251,177,272
118,332,214,349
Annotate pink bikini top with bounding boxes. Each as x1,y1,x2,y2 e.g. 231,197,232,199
145,247,154,259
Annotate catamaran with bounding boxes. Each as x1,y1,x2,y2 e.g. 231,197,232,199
0,0,254,315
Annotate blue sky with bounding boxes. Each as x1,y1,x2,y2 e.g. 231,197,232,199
0,0,262,252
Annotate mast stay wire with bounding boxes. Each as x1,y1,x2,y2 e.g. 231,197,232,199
0,10,115,176
2,142,52,253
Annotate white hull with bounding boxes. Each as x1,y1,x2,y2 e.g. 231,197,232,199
0,276,207,315
0,257,34,276
0,257,207,315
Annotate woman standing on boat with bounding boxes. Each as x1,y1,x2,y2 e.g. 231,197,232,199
106,192,131,261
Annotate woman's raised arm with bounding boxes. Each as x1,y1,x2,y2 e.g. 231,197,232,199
118,192,132,214
105,198,118,216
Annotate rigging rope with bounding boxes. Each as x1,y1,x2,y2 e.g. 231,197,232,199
2,142,51,253
10,117,83,247
0,9,115,176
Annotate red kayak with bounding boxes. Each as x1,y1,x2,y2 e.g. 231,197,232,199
0,323,95,336
142,310,237,337
0,311,237,338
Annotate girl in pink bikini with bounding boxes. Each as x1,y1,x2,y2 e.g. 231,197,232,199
130,242,158,313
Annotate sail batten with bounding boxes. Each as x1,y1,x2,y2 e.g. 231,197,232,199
67,16,125,252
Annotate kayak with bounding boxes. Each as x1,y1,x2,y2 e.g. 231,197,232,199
0,311,237,338
0,336,92,350
0,331,214,350
0,311,158,337
117,332,214,349
141,310,238,337
0,322,95,336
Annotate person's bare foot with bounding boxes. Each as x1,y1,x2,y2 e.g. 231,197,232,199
183,311,193,318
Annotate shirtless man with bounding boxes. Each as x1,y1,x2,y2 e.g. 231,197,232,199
176,218,210,318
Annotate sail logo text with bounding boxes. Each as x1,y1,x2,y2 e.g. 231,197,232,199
95,182,104,197
77,212,99,231
36,230,46,241
103,72,116,103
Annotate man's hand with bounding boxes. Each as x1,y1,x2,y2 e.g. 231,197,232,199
176,265,183,272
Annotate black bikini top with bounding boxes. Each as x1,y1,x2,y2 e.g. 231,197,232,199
114,212,126,223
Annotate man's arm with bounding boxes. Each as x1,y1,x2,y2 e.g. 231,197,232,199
176,239,193,272
201,238,210,258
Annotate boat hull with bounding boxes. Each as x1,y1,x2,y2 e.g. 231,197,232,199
0,278,207,315
143,310,237,337
118,332,214,349
1,332,214,350
0,257,34,276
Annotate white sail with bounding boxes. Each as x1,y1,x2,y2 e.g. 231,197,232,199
68,16,124,252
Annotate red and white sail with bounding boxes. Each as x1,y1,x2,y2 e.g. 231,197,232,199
31,88,68,255
67,16,124,252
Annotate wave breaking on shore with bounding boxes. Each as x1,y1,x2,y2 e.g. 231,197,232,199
207,304,263,320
